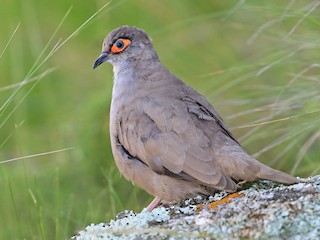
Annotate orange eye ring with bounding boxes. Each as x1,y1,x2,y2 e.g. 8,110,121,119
111,38,131,53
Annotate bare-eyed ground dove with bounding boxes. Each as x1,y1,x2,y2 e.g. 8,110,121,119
93,26,299,211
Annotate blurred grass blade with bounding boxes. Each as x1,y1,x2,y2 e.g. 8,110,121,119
284,0,320,39
247,0,296,45
25,7,73,78
252,125,313,158
0,121,24,149
50,1,112,55
237,109,320,129
0,1,112,126
0,22,20,59
291,131,320,174
0,68,56,92
0,73,49,128
0,147,74,164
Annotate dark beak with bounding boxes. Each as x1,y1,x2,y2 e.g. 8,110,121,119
93,52,109,69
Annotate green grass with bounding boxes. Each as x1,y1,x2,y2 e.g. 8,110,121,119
0,0,319,239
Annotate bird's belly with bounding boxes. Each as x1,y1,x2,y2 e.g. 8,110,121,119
111,142,204,202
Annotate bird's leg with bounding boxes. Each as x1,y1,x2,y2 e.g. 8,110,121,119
146,196,161,212
236,180,247,188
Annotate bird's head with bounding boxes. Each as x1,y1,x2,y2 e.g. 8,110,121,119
93,26,156,69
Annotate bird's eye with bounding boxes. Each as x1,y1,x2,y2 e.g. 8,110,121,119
116,41,124,48
111,38,131,54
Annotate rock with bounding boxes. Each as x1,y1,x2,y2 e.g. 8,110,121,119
71,175,320,240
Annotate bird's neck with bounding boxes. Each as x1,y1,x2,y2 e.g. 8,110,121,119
112,57,165,87
111,57,179,108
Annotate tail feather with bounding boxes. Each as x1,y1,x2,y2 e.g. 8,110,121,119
217,150,300,184
256,162,300,184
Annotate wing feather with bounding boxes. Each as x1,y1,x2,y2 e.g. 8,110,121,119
115,95,238,192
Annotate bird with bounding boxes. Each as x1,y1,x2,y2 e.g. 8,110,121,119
93,25,299,211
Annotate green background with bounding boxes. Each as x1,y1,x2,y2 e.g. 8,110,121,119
0,0,319,239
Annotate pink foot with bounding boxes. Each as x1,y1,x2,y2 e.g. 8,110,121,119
146,196,161,212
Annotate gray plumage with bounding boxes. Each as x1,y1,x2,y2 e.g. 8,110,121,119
94,26,299,211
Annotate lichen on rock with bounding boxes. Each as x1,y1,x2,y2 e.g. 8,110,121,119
72,175,320,240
